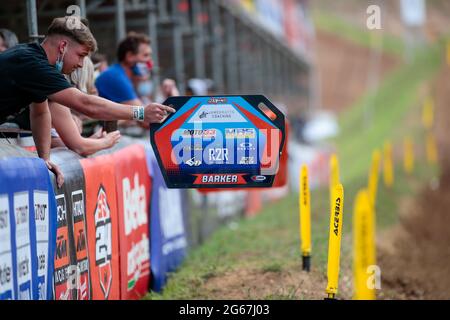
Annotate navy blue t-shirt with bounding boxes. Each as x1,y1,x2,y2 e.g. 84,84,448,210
95,63,137,103
0,42,72,124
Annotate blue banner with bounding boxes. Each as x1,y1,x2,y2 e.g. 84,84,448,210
0,157,56,300
147,149,188,292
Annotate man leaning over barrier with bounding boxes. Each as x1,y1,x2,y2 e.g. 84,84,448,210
0,16,175,187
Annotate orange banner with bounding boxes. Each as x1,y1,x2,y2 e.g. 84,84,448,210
80,155,120,300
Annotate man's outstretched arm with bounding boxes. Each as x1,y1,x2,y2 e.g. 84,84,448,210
30,100,64,187
49,87,175,123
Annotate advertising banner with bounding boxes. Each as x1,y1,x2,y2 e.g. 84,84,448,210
81,155,120,300
113,144,151,300
0,193,13,300
53,193,75,300
149,153,188,292
50,149,90,300
0,157,56,300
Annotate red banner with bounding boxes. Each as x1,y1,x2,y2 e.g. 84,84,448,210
80,155,120,300
113,145,151,300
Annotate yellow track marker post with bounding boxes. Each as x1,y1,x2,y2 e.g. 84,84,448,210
329,154,340,213
383,141,394,188
426,132,438,165
325,183,344,300
353,189,376,300
447,41,450,67
403,137,414,175
422,97,434,130
368,150,381,207
299,165,312,271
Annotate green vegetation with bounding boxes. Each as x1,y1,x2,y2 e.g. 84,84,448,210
336,41,442,185
312,11,404,56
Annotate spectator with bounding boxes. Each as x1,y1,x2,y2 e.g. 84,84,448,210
95,32,179,128
91,52,108,72
0,17,175,186
0,29,19,136
137,68,179,105
136,78,154,105
50,57,121,156
0,28,18,52
68,54,98,95
95,32,152,107
161,78,180,100
91,52,109,81
96,32,152,129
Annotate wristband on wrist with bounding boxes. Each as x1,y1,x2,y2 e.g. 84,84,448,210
132,106,145,121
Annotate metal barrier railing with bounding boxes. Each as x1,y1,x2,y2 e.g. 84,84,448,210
0,0,311,114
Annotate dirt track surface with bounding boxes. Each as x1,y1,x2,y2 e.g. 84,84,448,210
315,30,398,113
378,64,450,300
203,267,329,300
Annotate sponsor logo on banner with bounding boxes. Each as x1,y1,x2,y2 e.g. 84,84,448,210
251,175,267,182
208,148,229,162
123,174,147,236
225,128,256,139
239,156,256,165
54,194,73,300
184,157,202,167
193,174,246,185
181,129,216,138
188,105,247,123
208,97,227,104
0,195,14,300
14,192,32,300
126,234,150,290
0,198,8,230
183,145,203,152
122,174,150,291
71,190,90,300
238,141,257,151
94,186,112,299
34,191,49,300
333,197,342,236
